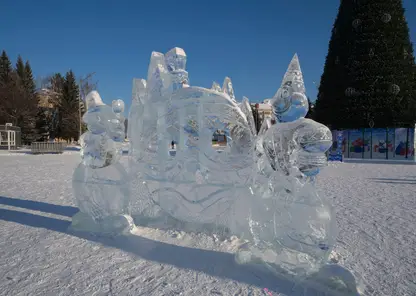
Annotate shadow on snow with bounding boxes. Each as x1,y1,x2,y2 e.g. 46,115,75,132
0,195,357,295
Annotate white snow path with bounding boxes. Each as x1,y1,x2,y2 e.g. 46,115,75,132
317,162,416,296
0,155,415,295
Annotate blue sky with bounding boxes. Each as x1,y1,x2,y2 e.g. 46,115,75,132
1,0,415,110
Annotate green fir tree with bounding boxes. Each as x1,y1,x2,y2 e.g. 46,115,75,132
15,55,25,81
306,97,316,120
60,70,80,140
35,107,50,141
0,50,13,84
24,61,36,96
315,0,416,129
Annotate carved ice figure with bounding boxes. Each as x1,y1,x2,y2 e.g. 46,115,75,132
242,119,336,275
238,54,337,278
71,91,132,233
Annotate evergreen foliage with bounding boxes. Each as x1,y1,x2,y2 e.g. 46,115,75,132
0,51,95,144
315,0,416,128
0,50,13,84
35,107,51,141
59,70,80,140
15,55,25,81
306,97,316,120
24,61,36,96
0,51,37,143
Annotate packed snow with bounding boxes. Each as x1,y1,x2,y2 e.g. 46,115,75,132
0,153,415,295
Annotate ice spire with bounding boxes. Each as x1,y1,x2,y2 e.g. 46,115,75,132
271,54,308,122
280,53,306,94
165,47,189,89
132,79,147,104
147,51,165,83
211,81,221,92
222,77,236,102
164,47,187,72
240,96,256,136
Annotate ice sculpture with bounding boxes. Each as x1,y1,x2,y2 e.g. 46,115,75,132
71,47,357,293
125,48,336,275
71,91,133,234
242,56,336,279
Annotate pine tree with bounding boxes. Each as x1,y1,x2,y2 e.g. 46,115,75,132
0,52,37,141
16,59,38,143
315,0,416,129
24,61,36,96
306,97,316,120
15,55,25,81
0,50,13,84
50,73,65,94
41,73,65,140
60,70,80,140
35,107,50,141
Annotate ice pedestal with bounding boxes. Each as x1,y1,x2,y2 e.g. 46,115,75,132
235,182,337,276
72,163,130,221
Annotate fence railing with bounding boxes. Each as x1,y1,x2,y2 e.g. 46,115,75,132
31,142,66,154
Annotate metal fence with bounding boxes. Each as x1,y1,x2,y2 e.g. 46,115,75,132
0,125,22,149
31,142,66,154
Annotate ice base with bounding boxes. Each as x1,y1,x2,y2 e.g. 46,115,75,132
69,211,135,235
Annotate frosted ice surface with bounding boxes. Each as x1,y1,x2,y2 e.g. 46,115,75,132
129,70,253,224
82,91,125,142
73,162,130,222
240,96,257,136
262,118,332,177
211,81,222,92
165,47,187,72
222,77,236,102
112,99,125,114
147,52,165,82
132,78,147,104
255,117,272,156
79,132,122,169
272,54,309,122
73,91,129,223
128,78,147,154
165,47,189,90
280,53,306,94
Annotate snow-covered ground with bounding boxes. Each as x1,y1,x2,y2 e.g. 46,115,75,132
0,154,415,296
